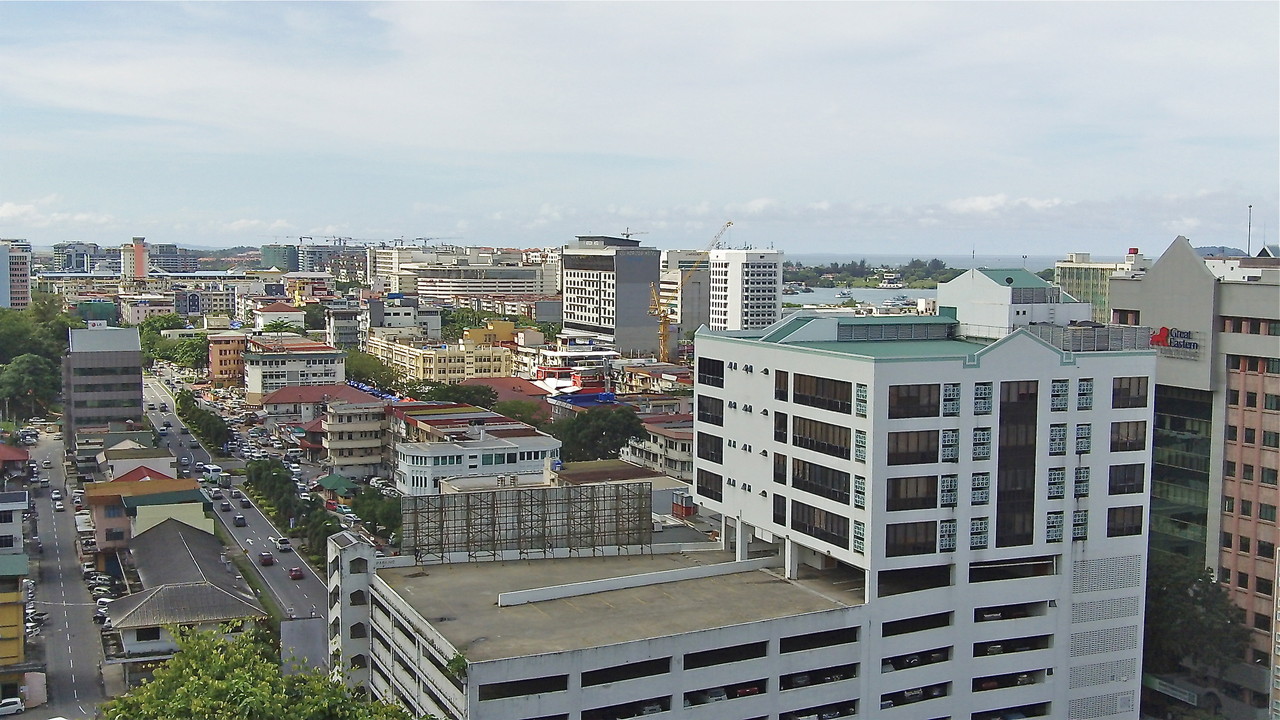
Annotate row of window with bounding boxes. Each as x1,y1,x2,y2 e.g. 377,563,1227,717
1224,425,1280,448
1219,532,1276,561
1224,462,1278,485
1221,496,1278,522
1220,316,1280,336
1227,390,1280,410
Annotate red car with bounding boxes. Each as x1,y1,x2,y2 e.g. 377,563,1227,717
258,552,274,566
288,567,305,580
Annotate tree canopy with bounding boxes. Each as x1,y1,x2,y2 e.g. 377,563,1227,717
345,350,402,393
1144,552,1250,674
492,399,549,427
0,354,60,419
304,303,327,330
261,318,305,335
547,406,645,461
98,625,413,720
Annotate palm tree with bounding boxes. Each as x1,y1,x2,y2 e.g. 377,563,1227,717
261,319,304,335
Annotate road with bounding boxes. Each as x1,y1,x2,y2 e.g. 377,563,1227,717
143,368,328,658
29,434,105,720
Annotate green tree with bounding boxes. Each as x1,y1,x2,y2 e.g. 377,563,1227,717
492,399,548,427
417,383,497,408
0,353,60,419
1144,552,1250,674
345,350,402,392
303,303,327,330
172,337,210,369
547,406,645,461
261,318,305,335
98,625,413,720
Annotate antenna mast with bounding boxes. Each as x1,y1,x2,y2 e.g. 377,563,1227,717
1247,205,1253,256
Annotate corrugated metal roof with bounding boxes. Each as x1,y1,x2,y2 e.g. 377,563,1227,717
68,327,141,353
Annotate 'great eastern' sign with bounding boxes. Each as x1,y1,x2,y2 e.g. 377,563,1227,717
1150,327,1200,360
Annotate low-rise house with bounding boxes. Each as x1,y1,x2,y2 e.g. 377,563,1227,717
105,519,266,683
98,441,178,480
618,413,694,482
260,384,381,424
84,477,203,552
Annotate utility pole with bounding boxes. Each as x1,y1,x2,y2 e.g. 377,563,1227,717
1247,205,1253,256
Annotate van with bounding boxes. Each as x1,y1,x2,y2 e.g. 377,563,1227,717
96,597,115,608
285,448,303,459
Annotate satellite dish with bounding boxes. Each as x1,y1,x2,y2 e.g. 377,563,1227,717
1005,276,1014,285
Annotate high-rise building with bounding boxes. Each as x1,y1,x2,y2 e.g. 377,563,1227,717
119,237,149,282
1108,236,1279,715
147,243,200,273
52,241,110,272
260,244,300,272
708,248,784,331
692,299,1155,720
62,327,144,448
560,236,660,354
0,240,31,309
298,244,345,273
658,249,712,334
242,335,346,405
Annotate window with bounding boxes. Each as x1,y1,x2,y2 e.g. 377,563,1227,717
1260,503,1277,522
885,521,937,556
774,412,788,442
942,383,961,417
1110,421,1147,452
1226,425,1238,441
974,382,993,415
1050,379,1069,411
940,475,958,507
1075,423,1091,454
1242,464,1254,482
696,432,723,464
792,416,851,460
1228,389,1240,406
774,370,789,401
854,430,867,462
1106,506,1143,537
135,627,162,642
1048,424,1067,456
696,395,724,426
853,519,866,553
1264,431,1280,448
855,383,868,418
1257,577,1274,596
1077,378,1093,410
697,357,725,387
972,427,992,461
1221,531,1233,548
1224,460,1236,477
941,428,959,462
696,469,723,502
0,536,12,548
971,472,990,505
854,475,866,508
1259,540,1275,559
1239,536,1251,553
886,475,938,511
940,519,957,551
1072,510,1088,540
887,430,939,465
0,511,10,523
970,518,989,550
888,384,940,419
1074,467,1091,498
794,374,853,414
1240,500,1252,517
1108,464,1144,494
1265,393,1280,410
1262,467,1278,486
1047,468,1066,499
1245,391,1258,407
1112,376,1148,408
1223,496,1234,513
792,458,851,504
792,501,850,549
773,494,787,525
1046,511,1064,542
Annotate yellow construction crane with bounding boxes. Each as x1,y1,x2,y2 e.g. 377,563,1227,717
650,221,733,363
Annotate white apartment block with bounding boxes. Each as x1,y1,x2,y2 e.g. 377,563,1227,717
366,246,434,295
1055,249,1150,323
691,310,1154,720
408,264,557,301
393,425,561,496
708,248,784,332
242,335,346,405
0,240,31,309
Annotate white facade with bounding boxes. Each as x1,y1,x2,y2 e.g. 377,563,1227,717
937,268,1093,340
692,312,1155,720
242,337,346,404
708,248,784,332
0,491,28,555
366,246,433,294
408,264,557,301
393,426,561,496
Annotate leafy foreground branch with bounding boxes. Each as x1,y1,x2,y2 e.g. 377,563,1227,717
99,625,418,720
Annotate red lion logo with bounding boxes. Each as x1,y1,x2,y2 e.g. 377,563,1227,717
1150,327,1170,347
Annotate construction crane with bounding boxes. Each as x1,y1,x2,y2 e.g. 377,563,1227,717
649,221,733,363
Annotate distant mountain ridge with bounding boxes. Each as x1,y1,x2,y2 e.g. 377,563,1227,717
1195,245,1248,257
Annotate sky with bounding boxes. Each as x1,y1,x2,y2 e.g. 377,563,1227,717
1,2,1276,256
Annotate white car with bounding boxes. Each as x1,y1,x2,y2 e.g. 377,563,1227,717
0,697,24,715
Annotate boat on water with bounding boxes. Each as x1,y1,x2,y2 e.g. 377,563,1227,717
836,289,854,298
799,286,813,293
882,294,913,307
877,272,905,289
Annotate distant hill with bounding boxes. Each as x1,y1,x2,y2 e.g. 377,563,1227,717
1196,245,1248,257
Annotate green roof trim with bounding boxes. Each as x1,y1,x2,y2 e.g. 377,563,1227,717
122,489,208,509
977,268,1053,289
0,553,30,578
784,338,988,359
837,315,955,325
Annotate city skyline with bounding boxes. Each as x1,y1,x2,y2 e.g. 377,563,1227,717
1,2,1276,255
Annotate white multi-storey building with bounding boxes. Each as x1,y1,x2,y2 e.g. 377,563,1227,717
242,335,346,405
0,239,31,309
708,248,783,331
691,308,1154,720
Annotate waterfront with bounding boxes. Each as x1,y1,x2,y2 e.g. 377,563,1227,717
784,285,936,306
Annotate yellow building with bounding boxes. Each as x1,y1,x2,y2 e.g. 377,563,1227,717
364,336,513,384
462,319,521,345
0,553,33,698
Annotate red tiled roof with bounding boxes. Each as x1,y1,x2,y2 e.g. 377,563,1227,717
302,418,324,432
0,445,30,461
113,466,176,483
256,302,301,313
261,384,381,406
